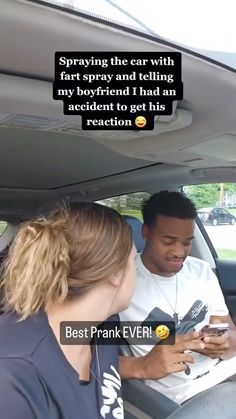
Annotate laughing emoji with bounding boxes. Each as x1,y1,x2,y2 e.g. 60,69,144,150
155,325,170,340
135,116,147,128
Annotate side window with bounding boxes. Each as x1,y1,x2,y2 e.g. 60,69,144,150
184,183,236,260
96,192,150,220
0,221,7,237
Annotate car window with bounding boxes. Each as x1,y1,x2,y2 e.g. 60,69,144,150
184,183,236,260
221,209,229,215
96,192,150,220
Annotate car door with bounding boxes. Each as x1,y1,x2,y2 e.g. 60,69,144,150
220,208,230,224
215,208,223,224
185,186,236,324
204,214,236,324
211,208,221,225
198,219,236,324
216,258,236,324
221,208,230,224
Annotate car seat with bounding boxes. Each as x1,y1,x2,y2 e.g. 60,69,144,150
122,215,179,418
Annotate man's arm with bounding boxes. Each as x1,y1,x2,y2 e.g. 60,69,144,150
119,355,145,380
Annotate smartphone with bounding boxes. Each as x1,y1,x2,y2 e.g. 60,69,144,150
200,323,229,338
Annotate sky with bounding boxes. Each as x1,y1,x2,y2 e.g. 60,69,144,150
64,0,236,52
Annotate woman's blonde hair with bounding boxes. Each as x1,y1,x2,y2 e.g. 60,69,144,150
1,203,132,320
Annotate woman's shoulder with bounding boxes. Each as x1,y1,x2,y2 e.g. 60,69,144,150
0,310,48,359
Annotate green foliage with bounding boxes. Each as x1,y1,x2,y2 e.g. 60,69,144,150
106,192,150,212
186,184,219,208
185,183,236,209
224,184,236,194
0,221,7,236
125,192,150,210
217,249,236,259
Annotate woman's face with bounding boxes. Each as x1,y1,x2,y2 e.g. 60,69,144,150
113,244,137,313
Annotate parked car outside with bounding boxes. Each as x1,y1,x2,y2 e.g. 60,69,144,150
197,207,236,226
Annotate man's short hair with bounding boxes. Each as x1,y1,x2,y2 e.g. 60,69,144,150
142,191,197,227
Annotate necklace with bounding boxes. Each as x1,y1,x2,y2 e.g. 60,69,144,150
89,343,102,385
151,273,179,323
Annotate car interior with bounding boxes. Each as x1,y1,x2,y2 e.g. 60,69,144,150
0,1,236,418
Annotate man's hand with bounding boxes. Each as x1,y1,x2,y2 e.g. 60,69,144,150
141,332,205,379
200,332,230,359
119,331,205,380
196,319,232,359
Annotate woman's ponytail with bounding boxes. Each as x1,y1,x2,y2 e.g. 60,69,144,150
1,215,70,319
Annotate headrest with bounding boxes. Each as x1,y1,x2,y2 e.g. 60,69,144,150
123,215,145,253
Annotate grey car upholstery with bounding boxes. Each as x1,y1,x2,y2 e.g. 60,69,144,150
123,379,179,419
121,337,179,419
123,215,145,253
168,382,236,419
215,259,236,324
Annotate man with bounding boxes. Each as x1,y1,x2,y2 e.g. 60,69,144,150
119,191,236,405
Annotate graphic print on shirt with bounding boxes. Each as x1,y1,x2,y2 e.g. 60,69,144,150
100,365,123,419
141,300,208,335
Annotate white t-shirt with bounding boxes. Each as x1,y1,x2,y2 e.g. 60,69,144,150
120,255,236,404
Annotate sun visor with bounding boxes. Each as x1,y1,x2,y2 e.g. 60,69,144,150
0,74,192,140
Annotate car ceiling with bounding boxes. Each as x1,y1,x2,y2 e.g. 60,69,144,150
0,0,236,219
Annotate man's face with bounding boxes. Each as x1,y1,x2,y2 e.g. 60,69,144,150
142,215,195,276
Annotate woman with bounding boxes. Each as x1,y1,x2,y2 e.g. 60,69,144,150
0,203,136,419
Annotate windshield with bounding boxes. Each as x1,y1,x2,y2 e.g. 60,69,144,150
41,0,236,69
